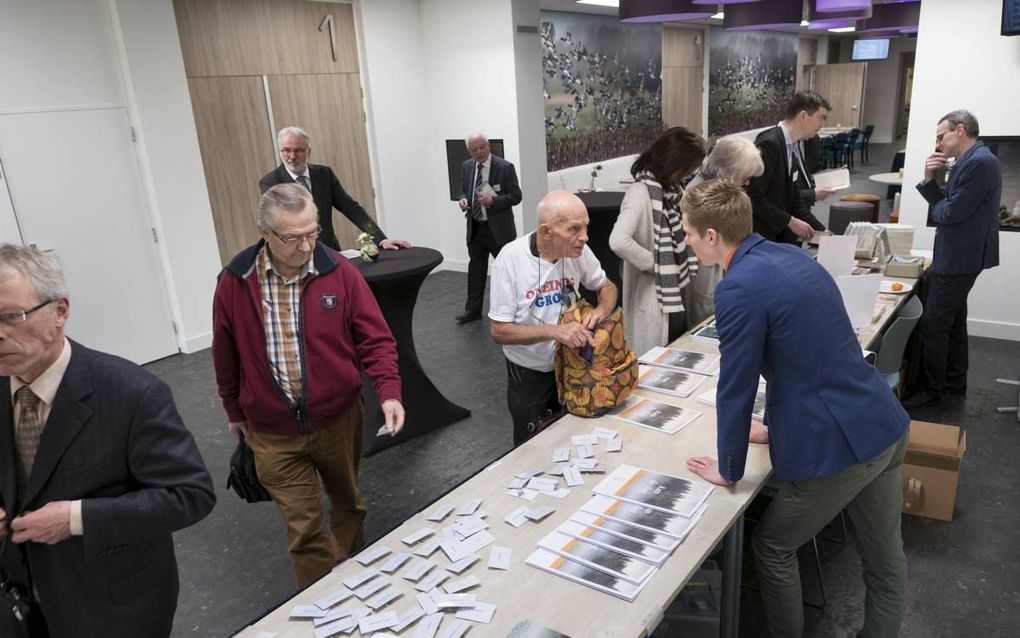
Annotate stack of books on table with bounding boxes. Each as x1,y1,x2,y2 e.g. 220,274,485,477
526,465,713,602
875,223,915,256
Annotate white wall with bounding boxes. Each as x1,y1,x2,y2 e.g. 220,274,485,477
902,0,1020,340
110,0,221,353
859,37,916,144
511,0,547,232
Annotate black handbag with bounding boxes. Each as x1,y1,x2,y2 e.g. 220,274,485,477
226,437,273,503
0,537,47,638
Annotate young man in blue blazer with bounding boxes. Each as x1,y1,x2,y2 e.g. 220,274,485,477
681,180,910,638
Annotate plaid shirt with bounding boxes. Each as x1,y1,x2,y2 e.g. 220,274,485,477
256,246,317,407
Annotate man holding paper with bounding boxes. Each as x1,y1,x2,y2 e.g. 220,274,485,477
680,180,910,638
456,132,523,324
748,91,833,243
212,183,404,587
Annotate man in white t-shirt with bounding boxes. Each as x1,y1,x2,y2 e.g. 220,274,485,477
489,190,618,445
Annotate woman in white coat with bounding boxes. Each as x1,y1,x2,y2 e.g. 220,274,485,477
684,135,765,325
609,127,706,356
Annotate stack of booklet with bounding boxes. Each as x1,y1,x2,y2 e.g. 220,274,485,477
696,381,767,422
526,465,713,602
634,347,719,399
607,394,702,435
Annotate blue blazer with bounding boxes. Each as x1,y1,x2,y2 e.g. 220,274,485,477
713,235,909,482
1,342,215,638
916,141,1001,275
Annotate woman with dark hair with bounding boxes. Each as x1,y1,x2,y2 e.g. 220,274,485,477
609,127,707,355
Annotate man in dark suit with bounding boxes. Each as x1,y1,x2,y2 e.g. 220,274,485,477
904,109,1001,408
455,132,522,324
259,126,411,251
748,91,831,243
681,181,909,638
0,244,215,638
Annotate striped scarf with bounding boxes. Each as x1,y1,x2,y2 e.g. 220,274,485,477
636,171,699,313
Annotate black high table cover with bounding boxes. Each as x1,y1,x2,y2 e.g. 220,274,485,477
350,247,471,454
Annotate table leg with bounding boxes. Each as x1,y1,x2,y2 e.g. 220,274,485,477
361,270,472,455
720,513,744,638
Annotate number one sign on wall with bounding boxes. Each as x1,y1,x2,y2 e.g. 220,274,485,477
319,14,337,62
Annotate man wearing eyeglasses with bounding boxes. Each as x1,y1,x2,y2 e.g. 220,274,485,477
489,190,617,445
260,126,411,252
903,110,1001,409
212,183,404,587
0,244,215,637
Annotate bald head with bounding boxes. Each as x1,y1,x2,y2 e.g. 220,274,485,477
466,133,490,164
535,190,590,260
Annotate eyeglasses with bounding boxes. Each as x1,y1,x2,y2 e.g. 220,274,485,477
936,125,957,144
271,225,322,246
0,299,55,326
280,147,308,156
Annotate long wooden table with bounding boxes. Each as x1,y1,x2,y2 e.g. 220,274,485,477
233,274,917,638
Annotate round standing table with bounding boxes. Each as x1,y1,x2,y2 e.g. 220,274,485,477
868,171,904,186
351,247,471,454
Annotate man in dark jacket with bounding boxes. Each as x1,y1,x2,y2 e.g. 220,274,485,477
212,183,404,587
455,132,522,323
904,109,1001,408
259,126,411,252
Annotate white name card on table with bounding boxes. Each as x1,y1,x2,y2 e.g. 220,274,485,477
818,235,859,279
836,274,882,328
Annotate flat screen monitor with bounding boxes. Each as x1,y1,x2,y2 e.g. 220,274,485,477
852,38,890,61
1004,0,1020,36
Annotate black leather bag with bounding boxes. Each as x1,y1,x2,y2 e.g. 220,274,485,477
226,438,273,503
0,537,47,638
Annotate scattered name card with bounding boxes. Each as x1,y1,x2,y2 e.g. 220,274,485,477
515,468,545,480
391,606,426,633
507,476,528,489
548,488,572,499
455,498,482,516
353,576,390,600
606,438,623,453
358,610,399,634
525,505,555,522
553,447,571,463
547,463,569,476
414,569,449,593
488,546,512,570
574,444,594,459
312,617,356,638
571,434,597,446
426,504,454,522
452,516,488,539
378,552,412,574
456,601,496,624
504,506,530,528
366,587,403,610
314,605,355,626
506,487,539,500
313,588,354,611
402,557,434,582
411,612,443,638
443,575,481,594
342,568,380,590
413,538,442,557
527,476,559,493
563,465,583,487
356,545,392,566
433,593,477,609
290,605,328,619
401,528,435,546
592,426,619,440
415,592,439,615
445,555,479,574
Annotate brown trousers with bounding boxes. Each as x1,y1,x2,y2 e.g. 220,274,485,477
246,403,365,587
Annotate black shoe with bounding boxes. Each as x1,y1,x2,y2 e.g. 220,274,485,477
902,390,942,409
943,384,967,395
455,311,482,324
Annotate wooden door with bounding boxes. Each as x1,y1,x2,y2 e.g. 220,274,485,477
269,74,376,250
174,0,377,259
187,77,275,263
662,27,705,136
813,62,867,129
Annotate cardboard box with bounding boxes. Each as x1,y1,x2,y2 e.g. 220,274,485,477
902,420,966,521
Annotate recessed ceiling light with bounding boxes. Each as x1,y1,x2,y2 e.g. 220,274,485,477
711,12,724,20
576,0,620,7
828,26,857,33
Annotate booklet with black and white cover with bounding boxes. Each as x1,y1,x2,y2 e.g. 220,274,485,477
555,520,669,566
635,365,707,398
696,383,767,422
580,495,708,542
691,322,719,342
525,548,650,602
608,395,701,435
591,465,713,518
536,530,656,585
569,510,681,553
639,347,719,375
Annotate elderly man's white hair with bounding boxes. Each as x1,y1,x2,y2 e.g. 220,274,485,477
277,126,311,146
537,190,585,226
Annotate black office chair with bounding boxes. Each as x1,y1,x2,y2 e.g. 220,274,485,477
860,124,875,164
845,128,861,170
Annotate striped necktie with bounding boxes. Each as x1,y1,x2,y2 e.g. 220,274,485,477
15,385,43,482
471,163,485,221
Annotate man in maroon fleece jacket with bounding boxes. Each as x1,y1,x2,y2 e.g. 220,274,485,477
212,183,403,587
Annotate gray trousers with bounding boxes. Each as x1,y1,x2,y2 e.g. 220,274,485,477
753,432,908,638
